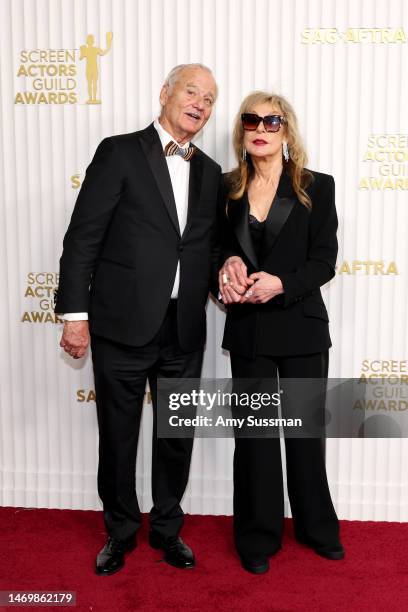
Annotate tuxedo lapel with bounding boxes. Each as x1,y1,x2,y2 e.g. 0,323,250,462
138,123,181,235
229,193,259,270
228,171,297,269
261,171,296,258
182,146,203,237
261,196,296,256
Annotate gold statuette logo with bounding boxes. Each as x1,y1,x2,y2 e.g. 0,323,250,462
80,32,113,104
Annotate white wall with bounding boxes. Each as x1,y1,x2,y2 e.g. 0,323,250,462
0,0,407,520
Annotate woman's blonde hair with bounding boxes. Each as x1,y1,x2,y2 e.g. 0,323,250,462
227,91,313,208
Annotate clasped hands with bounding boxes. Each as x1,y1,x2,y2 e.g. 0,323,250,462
219,256,284,305
59,257,284,360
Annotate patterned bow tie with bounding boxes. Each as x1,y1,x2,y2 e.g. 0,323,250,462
164,141,195,161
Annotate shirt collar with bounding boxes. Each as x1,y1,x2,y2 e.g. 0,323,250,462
154,118,190,151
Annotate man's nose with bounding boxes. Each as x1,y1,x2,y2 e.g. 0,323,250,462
192,95,204,110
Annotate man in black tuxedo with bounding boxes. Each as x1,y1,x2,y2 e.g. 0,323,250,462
55,63,221,574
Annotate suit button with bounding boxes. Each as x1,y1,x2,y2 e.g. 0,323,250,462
179,245,184,252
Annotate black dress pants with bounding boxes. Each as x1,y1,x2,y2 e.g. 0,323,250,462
231,351,340,560
91,300,203,542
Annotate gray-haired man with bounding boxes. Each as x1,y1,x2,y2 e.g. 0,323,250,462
55,64,221,574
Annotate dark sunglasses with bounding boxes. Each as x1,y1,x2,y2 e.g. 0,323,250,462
241,113,286,132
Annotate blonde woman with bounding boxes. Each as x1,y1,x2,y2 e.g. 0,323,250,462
219,92,343,574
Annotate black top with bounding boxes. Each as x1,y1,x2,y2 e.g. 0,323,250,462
248,213,266,259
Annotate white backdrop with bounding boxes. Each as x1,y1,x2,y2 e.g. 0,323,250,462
0,0,407,520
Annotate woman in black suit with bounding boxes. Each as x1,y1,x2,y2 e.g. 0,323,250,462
219,91,343,574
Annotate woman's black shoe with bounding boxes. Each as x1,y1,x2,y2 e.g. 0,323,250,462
313,544,345,560
296,535,345,560
240,556,270,574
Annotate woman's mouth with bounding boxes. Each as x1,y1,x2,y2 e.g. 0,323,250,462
252,139,267,145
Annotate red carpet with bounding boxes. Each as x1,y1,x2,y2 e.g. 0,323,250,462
0,507,407,611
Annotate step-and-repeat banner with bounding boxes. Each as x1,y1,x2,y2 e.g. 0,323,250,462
0,0,407,520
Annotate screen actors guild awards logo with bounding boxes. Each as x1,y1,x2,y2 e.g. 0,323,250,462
21,272,63,323
359,134,408,190
80,32,113,104
355,360,408,416
14,32,113,105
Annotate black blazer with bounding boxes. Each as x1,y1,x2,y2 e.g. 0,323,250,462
221,169,338,358
55,123,221,352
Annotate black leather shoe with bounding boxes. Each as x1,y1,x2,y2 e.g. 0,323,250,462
240,556,269,574
95,536,136,576
313,544,345,560
296,535,344,560
149,531,195,569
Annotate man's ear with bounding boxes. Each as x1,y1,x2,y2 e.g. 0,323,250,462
159,84,169,107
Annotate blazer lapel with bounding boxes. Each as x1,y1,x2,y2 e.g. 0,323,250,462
138,123,181,235
182,146,203,237
229,192,259,270
261,171,297,257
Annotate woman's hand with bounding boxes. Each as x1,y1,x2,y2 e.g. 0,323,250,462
219,256,254,304
242,272,284,304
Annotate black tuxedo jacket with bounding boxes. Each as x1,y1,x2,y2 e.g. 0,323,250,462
221,169,338,358
55,123,221,352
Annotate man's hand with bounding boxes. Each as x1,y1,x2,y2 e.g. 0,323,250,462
219,256,253,304
242,272,284,304
60,321,90,359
